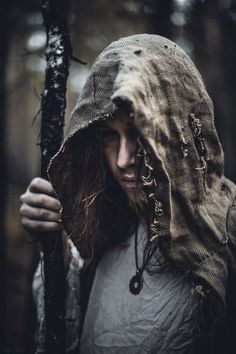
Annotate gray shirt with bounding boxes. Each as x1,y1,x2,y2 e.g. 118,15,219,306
79,223,202,354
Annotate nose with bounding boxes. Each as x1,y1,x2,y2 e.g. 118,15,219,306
117,136,136,169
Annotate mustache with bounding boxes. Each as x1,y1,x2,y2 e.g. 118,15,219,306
117,166,140,180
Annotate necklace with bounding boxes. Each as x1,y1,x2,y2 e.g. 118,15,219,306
129,225,155,295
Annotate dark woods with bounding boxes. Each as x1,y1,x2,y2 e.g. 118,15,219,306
1,0,236,353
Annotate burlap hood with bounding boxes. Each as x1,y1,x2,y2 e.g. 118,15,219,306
48,34,236,319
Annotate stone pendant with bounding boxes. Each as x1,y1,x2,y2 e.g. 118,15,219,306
129,272,143,295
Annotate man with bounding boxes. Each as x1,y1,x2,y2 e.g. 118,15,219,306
20,34,236,353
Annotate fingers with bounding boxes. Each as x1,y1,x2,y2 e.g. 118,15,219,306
28,177,56,196
20,192,61,212
21,217,63,233
20,203,61,222
19,177,63,237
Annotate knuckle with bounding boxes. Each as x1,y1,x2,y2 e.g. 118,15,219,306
21,218,30,230
34,221,42,231
39,209,48,219
33,177,41,185
19,205,24,215
21,217,27,227
30,177,41,190
38,194,46,206
19,194,25,203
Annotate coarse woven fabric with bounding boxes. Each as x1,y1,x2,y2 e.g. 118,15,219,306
47,34,236,347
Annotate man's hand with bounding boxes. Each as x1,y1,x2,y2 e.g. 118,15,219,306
20,177,73,268
19,177,63,238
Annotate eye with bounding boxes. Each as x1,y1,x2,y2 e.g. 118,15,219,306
97,127,118,143
127,127,139,141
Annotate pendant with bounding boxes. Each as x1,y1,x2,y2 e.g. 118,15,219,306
129,272,143,295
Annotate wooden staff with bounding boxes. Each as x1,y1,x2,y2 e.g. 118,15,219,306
40,0,71,352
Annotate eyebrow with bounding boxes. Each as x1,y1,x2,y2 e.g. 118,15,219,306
96,120,135,130
95,124,116,134
126,121,135,129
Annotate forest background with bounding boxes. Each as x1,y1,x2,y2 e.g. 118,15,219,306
0,0,236,353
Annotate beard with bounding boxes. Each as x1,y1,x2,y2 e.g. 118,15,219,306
126,187,149,218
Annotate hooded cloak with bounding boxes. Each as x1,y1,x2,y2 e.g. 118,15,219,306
48,34,236,345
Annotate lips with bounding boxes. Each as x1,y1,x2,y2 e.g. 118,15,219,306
120,177,142,189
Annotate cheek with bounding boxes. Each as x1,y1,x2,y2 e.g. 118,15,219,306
103,143,118,174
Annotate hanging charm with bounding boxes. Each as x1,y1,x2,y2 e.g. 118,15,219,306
129,271,143,295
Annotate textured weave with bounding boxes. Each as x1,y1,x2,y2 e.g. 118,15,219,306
48,34,236,339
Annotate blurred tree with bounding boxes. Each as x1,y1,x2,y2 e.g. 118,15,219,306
3,0,236,352
143,0,173,37
189,0,236,181
218,0,236,181
0,0,9,350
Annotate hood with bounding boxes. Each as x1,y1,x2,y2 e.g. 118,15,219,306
48,34,236,314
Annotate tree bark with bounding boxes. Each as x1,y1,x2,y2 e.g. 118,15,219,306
40,0,72,352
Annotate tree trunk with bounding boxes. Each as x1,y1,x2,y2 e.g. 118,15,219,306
40,0,72,352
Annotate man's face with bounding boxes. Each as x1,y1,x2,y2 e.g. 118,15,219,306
98,111,142,204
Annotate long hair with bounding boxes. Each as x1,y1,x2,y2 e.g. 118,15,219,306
69,124,138,263
69,121,167,274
